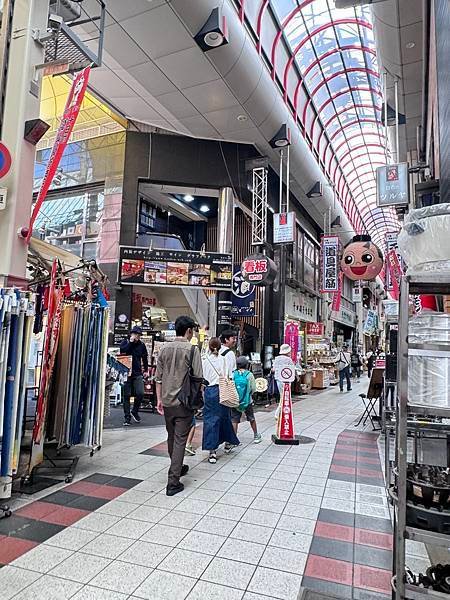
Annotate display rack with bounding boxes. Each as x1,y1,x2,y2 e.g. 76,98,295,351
392,273,450,600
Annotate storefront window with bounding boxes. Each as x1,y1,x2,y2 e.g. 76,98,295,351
304,236,315,290
34,190,104,260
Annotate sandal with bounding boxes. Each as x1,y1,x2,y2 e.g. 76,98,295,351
208,453,217,464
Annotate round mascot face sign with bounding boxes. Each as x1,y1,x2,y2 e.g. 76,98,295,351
340,235,384,281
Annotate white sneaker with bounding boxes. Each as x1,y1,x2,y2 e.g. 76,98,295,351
253,433,262,444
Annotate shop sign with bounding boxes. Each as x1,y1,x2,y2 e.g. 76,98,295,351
284,321,300,362
306,322,324,337
275,383,295,440
352,283,362,303
333,305,357,328
241,253,277,286
376,163,409,207
331,271,343,312
0,187,7,210
386,248,402,300
285,289,317,322
26,66,91,242
217,299,233,328
363,309,378,335
232,266,255,316
273,212,295,244
341,235,384,281
321,235,340,292
119,246,232,291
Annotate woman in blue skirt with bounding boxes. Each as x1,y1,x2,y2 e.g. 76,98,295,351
202,337,240,464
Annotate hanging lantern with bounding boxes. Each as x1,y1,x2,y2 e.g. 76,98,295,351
340,234,384,281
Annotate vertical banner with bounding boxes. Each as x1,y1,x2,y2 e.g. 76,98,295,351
284,321,299,363
385,232,400,292
331,271,343,312
386,249,402,301
26,66,91,242
321,235,340,293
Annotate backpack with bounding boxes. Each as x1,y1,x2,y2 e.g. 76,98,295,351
233,370,252,412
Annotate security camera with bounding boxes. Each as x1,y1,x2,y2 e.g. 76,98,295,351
48,14,63,34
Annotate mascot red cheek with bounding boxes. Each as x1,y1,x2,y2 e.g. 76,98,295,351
341,234,384,281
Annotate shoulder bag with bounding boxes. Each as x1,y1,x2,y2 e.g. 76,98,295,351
178,346,205,411
207,354,240,408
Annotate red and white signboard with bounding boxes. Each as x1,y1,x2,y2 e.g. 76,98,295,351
306,322,324,337
321,235,340,293
386,249,402,301
276,383,295,440
26,66,91,242
331,271,343,312
284,321,299,363
274,212,295,244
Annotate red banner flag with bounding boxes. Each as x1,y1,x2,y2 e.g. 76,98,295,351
331,271,343,312
386,249,402,300
26,66,91,243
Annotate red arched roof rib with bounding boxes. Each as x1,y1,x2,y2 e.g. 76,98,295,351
329,118,380,142
316,106,380,149
283,19,373,97
256,0,269,52
270,0,316,79
306,85,382,136
302,67,380,125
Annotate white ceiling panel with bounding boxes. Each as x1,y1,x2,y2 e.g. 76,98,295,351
178,114,221,138
120,4,195,60
224,38,264,105
128,62,177,97
154,91,199,119
182,79,239,114
102,25,149,68
88,67,135,99
104,0,167,22
204,105,255,134
155,47,219,89
398,0,423,27
113,97,166,122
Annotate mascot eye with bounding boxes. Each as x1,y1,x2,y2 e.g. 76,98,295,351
344,255,354,265
362,253,374,264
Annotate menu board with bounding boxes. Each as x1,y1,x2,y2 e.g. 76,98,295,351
119,246,233,291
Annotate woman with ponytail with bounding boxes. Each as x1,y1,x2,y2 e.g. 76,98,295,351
201,337,239,463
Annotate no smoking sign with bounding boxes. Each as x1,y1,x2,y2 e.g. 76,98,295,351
274,356,295,383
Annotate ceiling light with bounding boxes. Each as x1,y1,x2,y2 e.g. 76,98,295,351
194,7,229,52
406,41,416,49
199,204,209,213
184,194,194,202
237,114,248,122
269,124,291,149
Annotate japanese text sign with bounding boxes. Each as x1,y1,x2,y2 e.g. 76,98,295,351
321,235,340,293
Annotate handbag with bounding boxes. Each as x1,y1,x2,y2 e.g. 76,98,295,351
205,354,240,409
178,346,205,411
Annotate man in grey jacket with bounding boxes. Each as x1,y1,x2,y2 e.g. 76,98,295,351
156,316,203,496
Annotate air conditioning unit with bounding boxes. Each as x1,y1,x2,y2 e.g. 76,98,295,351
49,0,81,23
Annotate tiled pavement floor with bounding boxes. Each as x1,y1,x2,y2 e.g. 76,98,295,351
0,384,431,599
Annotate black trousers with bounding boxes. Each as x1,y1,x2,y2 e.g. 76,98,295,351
339,366,352,391
123,375,144,422
164,403,194,488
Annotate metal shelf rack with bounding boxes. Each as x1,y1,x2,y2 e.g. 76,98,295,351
393,273,450,600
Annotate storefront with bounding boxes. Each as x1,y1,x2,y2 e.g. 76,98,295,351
332,302,358,347
284,287,319,363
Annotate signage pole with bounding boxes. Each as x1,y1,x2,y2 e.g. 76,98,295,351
216,187,234,336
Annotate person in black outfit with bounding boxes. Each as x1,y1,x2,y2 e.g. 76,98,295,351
120,326,149,425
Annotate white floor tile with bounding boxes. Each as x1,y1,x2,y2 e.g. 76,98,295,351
89,560,152,595
201,557,256,590
133,569,196,600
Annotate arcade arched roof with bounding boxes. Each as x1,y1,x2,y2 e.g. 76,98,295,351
236,0,398,246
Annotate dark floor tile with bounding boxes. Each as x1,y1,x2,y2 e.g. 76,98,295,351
355,476,384,486
318,509,355,527
9,519,65,543
68,495,109,511
139,448,167,457
354,544,392,570
82,473,117,485
107,476,142,489
40,491,82,506
327,472,356,483
353,587,390,599
300,577,352,599
310,537,354,563
0,515,36,537
354,462,380,472
355,515,392,533
357,451,380,459
332,459,359,469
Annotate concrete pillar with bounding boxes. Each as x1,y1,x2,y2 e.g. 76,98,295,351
216,186,234,336
0,0,49,286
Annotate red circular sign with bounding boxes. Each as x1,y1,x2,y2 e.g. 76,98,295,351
0,142,12,179
281,367,293,379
